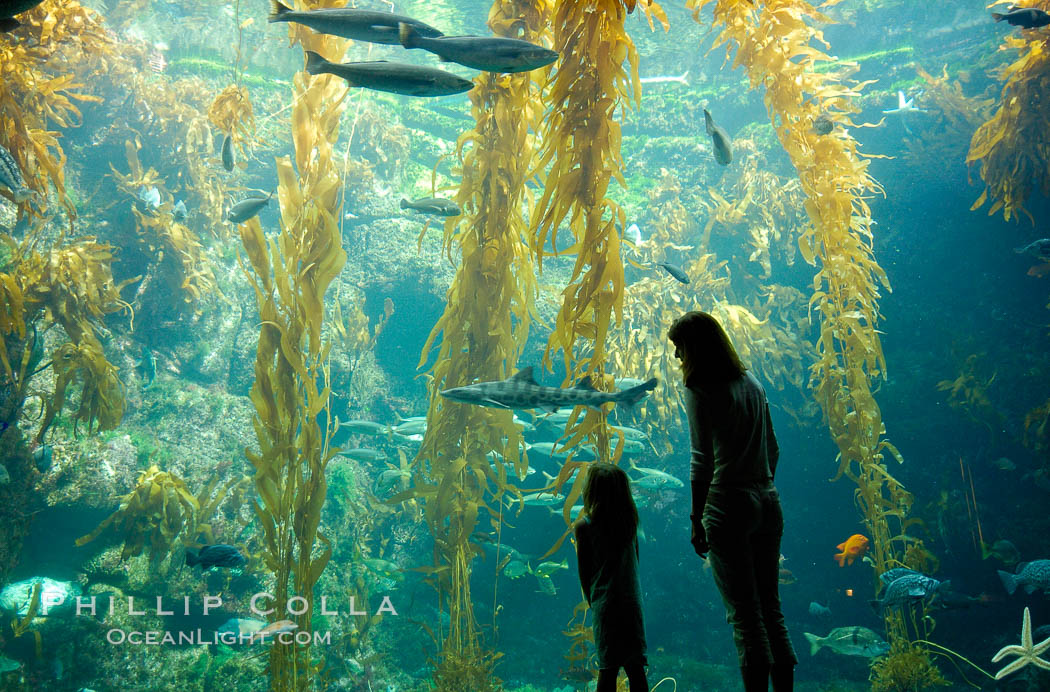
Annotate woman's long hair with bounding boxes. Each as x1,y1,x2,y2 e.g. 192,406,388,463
579,463,638,549
667,311,745,389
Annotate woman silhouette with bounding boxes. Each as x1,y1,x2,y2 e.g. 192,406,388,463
668,311,796,691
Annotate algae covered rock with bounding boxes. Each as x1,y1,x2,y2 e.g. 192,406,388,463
0,576,82,617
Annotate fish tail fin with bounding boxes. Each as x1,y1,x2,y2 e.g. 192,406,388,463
803,632,822,656
615,377,658,408
1014,245,1028,254
997,570,1017,595
400,198,410,210
269,0,292,22
186,550,199,567
679,70,689,85
991,12,1005,22
304,51,329,77
398,21,419,48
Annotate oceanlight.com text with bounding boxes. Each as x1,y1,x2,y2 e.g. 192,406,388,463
106,629,332,646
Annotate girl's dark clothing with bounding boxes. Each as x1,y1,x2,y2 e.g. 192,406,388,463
574,516,647,670
685,372,797,670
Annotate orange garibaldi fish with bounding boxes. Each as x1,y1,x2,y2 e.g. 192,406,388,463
834,534,870,567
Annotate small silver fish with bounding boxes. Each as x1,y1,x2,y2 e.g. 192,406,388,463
812,114,834,135
704,108,733,165
227,190,273,223
400,197,460,217
1015,239,1050,261
221,134,234,172
656,261,690,284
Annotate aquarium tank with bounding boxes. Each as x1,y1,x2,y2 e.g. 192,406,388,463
0,0,1049,690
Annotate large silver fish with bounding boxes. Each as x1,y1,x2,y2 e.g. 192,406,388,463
304,52,474,97
401,197,460,217
804,626,889,658
704,108,733,165
398,23,558,74
440,366,657,412
268,1,442,45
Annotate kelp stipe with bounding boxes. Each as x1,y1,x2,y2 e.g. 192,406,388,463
967,0,1050,224
690,0,930,655
409,0,552,687
239,1,349,688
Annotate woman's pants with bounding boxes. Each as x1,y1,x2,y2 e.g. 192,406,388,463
703,483,798,675
596,663,648,692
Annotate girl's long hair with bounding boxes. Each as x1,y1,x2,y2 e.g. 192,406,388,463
579,463,638,549
667,311,745,389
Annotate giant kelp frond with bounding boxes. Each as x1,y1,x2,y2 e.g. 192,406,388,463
411,2,551,686
936,353,1002,430
870,643,950,692
692,0,924,649
967,0,1050,223
609,258,806,453
75,464,199,564
903,65,995,167
1,237,131,440
238,2,348,688
19,240,133,345
209,84,255,163
113,139,220,312
531,0,664,473
1023,398,1050,453
35,334,123,440
0,0,112,219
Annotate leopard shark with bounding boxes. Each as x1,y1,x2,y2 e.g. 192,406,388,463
440,367,657,412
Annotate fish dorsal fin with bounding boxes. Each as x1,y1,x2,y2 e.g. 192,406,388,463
897,90,907,109
573,376,596,391
510,367,538,385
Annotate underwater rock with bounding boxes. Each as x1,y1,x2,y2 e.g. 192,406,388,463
38,434,138,511
0,577,82,617
32,443,53,472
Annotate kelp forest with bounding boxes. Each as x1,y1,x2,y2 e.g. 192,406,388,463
1,0,1049,691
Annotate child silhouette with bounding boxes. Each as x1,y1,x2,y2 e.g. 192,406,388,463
574,462,649,692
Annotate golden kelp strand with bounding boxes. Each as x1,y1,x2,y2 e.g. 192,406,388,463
112,139,221,312
411,2,552,686
9,239,134,442
692,0,923,648
208,84,255,170
239,2,348,689
0,0,112,221
531,0,665,473
967,0,1050,223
